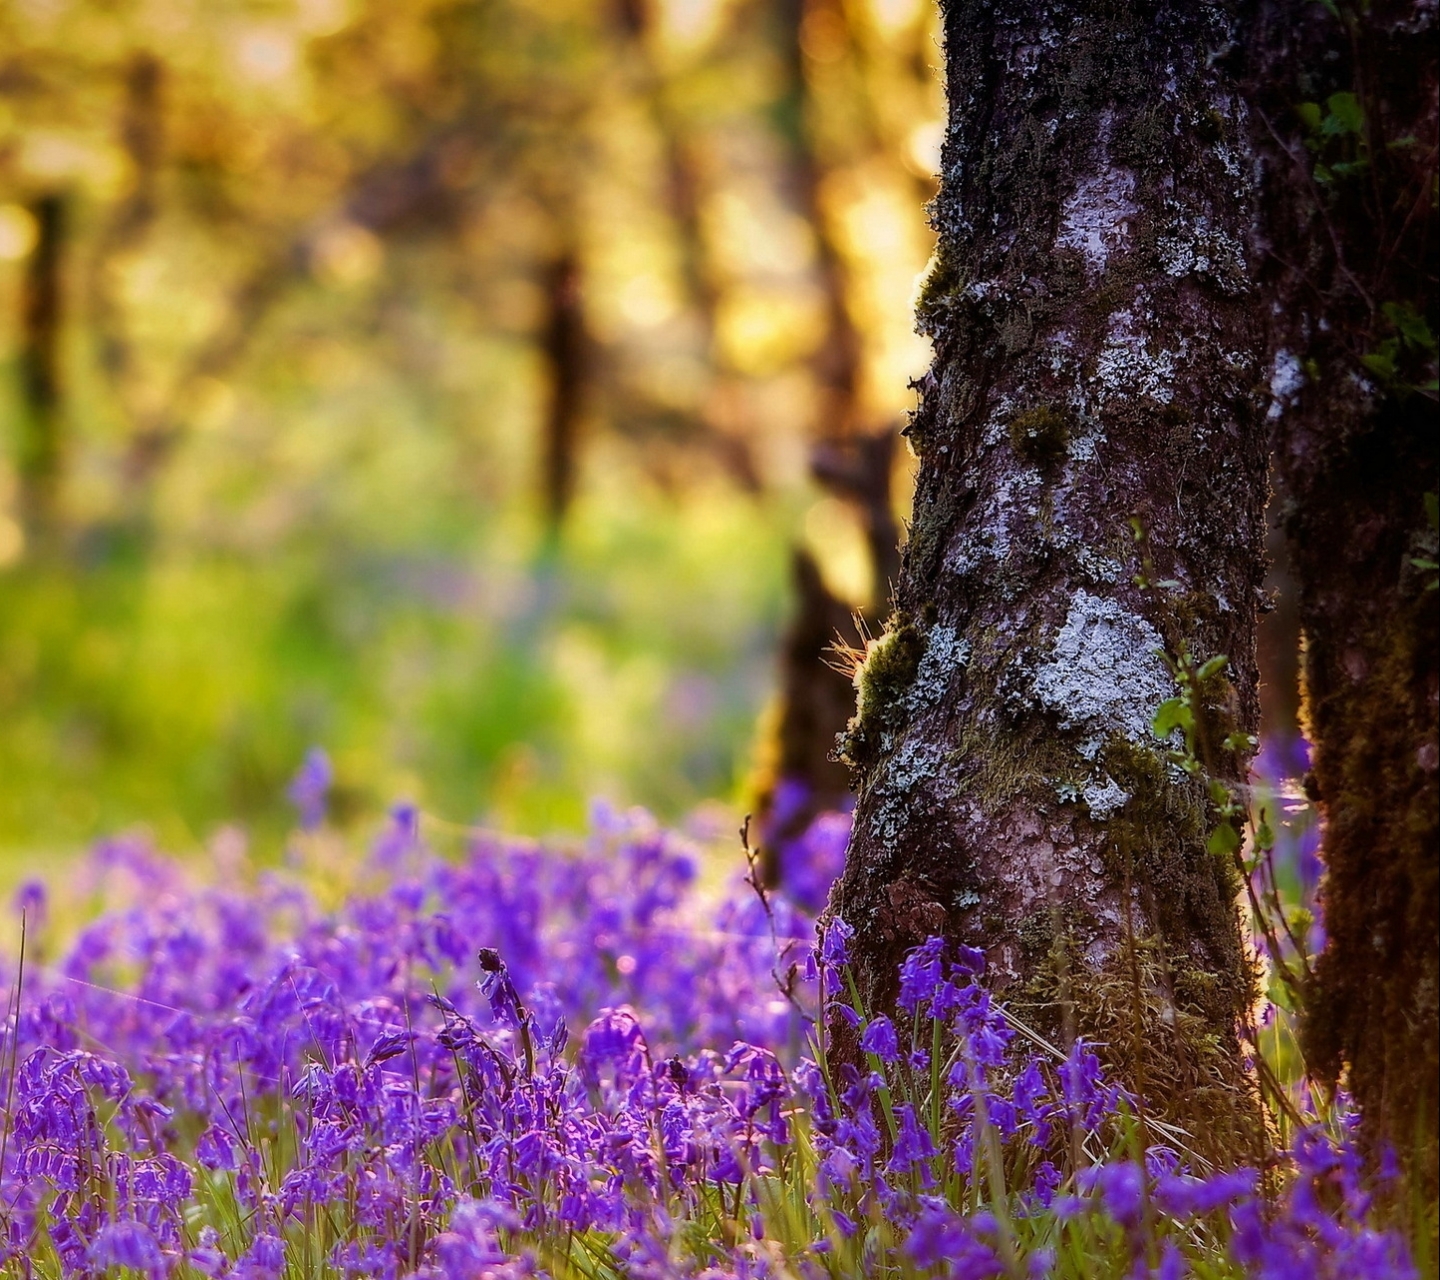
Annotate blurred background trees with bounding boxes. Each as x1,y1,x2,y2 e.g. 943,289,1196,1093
0,0,942,864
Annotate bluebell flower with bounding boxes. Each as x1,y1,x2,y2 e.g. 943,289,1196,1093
285,747,333,830
860,1015,900,1063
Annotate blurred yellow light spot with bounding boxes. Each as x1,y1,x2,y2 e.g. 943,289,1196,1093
312,222,383,286
0,205,37,261
0,516,24,568
867,0,925,35
23,134,113,185
618,274,678,329
804,496,873,606
297,0,351,36
840,187,905,258
717,289,822,377
712,191,814,275
236,28,299,83
906,120,944,178
660,0,727,49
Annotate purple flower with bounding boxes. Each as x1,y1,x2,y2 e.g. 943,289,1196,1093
13,878,46,932
860,1015,900,1064
1078,1160,1146,1229
88,1221,164,1275
476,947,526,1027
1030,1160,1062,1207
887,1103,939,1184
905,1206,1004,1277
896,936,947,1015
814,916,853,985
580,1006,650,1090
1153,1168,1257,1218
286,747,333,830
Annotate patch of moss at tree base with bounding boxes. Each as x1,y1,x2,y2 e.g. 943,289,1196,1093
1011,924,1266,1169
1102,735,1252,1031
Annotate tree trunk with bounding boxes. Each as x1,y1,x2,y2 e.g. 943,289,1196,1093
1243,0,1438,1197
539,249,588,531
18,192,67,539
830,0,1270,1157
754,0,907,878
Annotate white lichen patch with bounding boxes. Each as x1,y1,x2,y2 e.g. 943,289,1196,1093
1094,309,1182,404
943,467,1037,580
867,737,947,845
1057,168,1138,275
1156,211,1248,291
907,622,971,712
1266,349,1305,421
1082,774,1130,819
1032,590,1172,742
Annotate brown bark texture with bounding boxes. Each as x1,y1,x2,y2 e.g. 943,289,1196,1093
1242,0,1438,1194
830,0,1271,1156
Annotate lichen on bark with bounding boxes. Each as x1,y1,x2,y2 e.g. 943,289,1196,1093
828,0,1270,1161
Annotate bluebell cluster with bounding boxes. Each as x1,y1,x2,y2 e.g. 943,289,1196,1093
0,793,1416,1278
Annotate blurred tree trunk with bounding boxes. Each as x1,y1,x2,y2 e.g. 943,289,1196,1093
1243,0,1438,1198
608,0,761,491
755,0,900,876
831,0,1270,1159
91,52,164,407
18,192,67,541
539,249,588,531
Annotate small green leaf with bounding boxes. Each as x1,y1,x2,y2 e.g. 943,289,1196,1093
1383,302,1435,349
1207,778,1231,806
1255,819,1275,851
1324,91,1364,135
1313,163,1334,185
1196,654,1229,681
1295,101,1323,132
1423,492,1437,530
1207,821,1241,857
1152,698,1192,739
1361,349,1397,381
1411,557,1439,571
1330,159,1370,180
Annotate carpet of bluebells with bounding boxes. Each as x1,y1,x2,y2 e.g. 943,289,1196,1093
0,752,1420,1279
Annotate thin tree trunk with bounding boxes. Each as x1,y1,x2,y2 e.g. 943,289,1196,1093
539,249,588,531
831,0,1270,1158
1243,0,1438,1198
18,192,67,539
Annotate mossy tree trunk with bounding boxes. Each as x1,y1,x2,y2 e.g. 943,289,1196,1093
1243,0,1438,1198
830,0,1270,1158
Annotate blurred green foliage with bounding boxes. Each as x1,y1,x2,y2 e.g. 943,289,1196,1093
0,0,940,866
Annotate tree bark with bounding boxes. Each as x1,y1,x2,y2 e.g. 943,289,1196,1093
1243,0,1438,1197
831,0,1270,1157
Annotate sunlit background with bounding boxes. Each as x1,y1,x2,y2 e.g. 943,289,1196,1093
0,0,944,871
